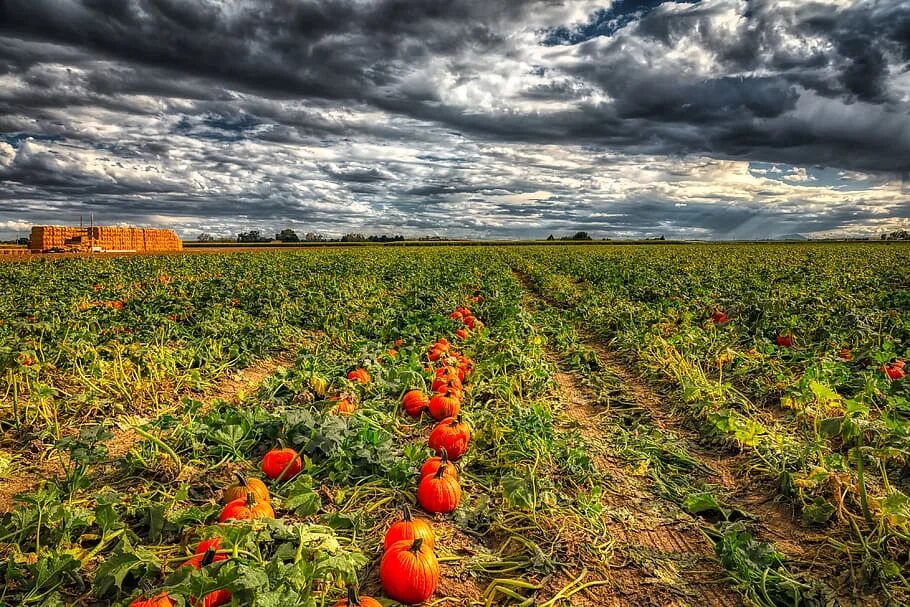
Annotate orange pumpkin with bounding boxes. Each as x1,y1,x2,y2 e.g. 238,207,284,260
184,541,227,569
261,447,302,481
223,472,270,504
384,504,435,551
431,375,462,394
883,361,906,380
428,416,471,460
428,391,461,421
347,368,371,384
330,398,357,416
380,538,439,604
421,449,458,480
185,549,233,606
418,465,461,514
334,587,382,607
129,593,174,607
402,390,429,418
218,492,275,522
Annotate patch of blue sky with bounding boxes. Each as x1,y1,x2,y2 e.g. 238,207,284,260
541,0,701,46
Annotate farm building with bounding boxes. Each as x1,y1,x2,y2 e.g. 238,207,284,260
29,226,183,253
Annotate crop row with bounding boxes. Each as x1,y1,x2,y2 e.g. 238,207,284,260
507,243,910,598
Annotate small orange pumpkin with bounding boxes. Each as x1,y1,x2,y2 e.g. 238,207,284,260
428,416,471,460
428,391,461,421
129,593,174,607
347,368,371,384
334,587,382,607
431,375,462,394
218,492,275,522
402,390,429,418
223,472,270,504
261,447,302,481
330,397,357,416
418,465,462,514
421,449,458,480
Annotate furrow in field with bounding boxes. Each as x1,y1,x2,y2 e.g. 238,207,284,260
521,294,745,607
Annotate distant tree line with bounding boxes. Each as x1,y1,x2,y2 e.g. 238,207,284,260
881,230,910,241
196,229,411,243
547,231,594,241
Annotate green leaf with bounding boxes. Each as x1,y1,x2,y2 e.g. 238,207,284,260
284,487,321,517
684,492,725,516
93,542,161,597
801,497,835,525
881,491,910,524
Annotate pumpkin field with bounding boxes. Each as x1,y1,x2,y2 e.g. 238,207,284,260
1,243,909,607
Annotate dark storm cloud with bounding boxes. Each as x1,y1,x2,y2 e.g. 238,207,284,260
1,0,909,239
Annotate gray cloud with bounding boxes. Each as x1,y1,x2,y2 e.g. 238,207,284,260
1,0,909,240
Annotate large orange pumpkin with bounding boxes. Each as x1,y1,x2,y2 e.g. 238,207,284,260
380,538,440,604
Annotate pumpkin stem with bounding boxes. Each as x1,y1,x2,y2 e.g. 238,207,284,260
234,471,248,487
434,464,448,479
409,537,424,553
346,586,361,606
440,448,449,463
402,503,412,521
200,547,217,567
245,491,256,507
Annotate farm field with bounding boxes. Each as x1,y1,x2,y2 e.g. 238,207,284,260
1,243,908,606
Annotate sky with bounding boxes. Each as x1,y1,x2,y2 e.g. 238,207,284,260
1,0,909,241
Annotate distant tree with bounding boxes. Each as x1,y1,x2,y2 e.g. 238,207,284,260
546,234,555,241
276,228,300,242
237,230,267,243
304,232,326,242
16,237,28,246
571,231,592,240
197,232,215,242
883,230,910,241
341,233,367,242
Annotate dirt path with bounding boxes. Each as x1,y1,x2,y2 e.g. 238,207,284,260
0,352,295,513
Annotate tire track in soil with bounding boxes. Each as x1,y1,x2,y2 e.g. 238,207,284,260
0,351,297,513
515,273,878,606
518,292,744,607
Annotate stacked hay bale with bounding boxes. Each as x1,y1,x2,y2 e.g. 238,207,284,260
28,226,182,253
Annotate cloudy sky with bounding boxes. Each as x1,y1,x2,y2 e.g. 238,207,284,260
1,0,908,240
